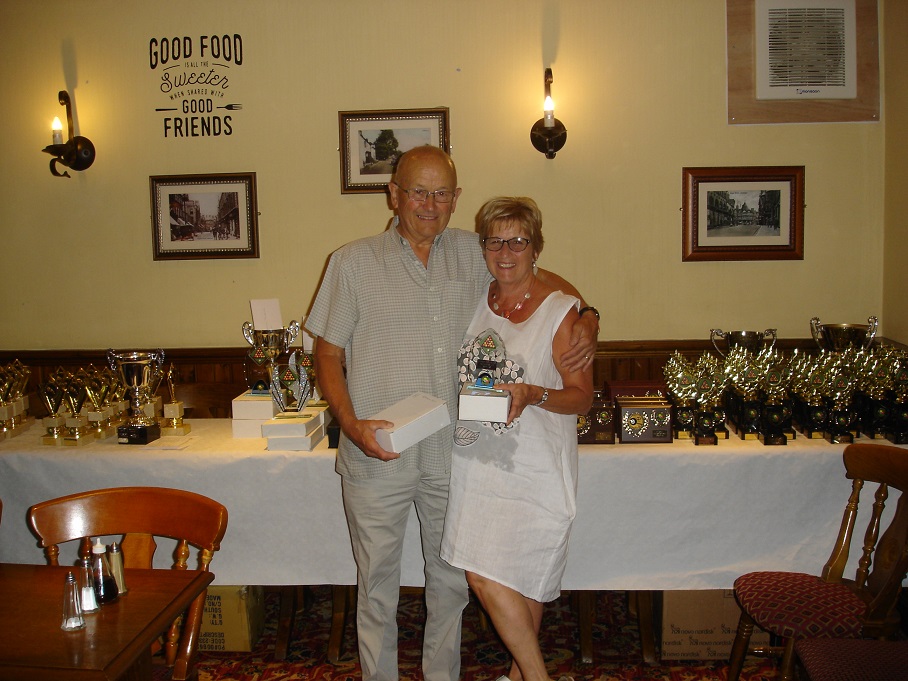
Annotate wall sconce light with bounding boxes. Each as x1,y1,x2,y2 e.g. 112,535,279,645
530,68,567,159
41,90,95,177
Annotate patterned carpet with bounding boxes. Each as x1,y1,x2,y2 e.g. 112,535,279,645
160,587,780,681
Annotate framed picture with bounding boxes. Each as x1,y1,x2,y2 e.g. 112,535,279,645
682,166,805,262
338,107,450,194
150,172,259,261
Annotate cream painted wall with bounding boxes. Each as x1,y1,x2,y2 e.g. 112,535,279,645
883,0,908,343
0,0,892,349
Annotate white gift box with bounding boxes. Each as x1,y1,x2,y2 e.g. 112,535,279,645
458,385,511,423
261,409,322,437
371,393,450,453
266,423,326,451
232,391,280,420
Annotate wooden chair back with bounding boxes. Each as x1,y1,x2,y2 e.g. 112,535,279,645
175,382,244,418
822,443,908,636
27,487,228,680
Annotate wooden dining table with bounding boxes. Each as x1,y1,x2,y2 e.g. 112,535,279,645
0,563,214,681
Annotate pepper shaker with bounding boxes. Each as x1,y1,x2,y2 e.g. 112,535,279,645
108,541,127,595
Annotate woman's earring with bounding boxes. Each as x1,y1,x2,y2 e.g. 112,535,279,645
533,261,538,276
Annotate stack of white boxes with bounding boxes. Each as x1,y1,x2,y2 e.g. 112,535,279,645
263,402,332,450
231,391,280,438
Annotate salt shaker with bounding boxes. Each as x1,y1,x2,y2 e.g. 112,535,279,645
79,557,99,613
108,541,127,594
61,571,85,631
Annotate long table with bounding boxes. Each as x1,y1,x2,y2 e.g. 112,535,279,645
0,419,879,588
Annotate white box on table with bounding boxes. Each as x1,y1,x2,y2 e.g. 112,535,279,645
371,392,450,453
231,418,267,439
266,423,325,451
458,384,511,423
231,391,279,420
261,409,322,437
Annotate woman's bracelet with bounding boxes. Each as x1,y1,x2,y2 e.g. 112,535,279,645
533,388,549,407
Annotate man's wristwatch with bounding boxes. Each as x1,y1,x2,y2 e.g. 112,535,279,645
578,306,600,321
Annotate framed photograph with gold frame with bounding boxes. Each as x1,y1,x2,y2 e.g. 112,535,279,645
338,107,450,194
682,166,804,262
150,172,259,261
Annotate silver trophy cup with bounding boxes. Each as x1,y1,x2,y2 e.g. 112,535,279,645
242,320,300,392
710,329,777,357
107,349,165,427
810,316,878,351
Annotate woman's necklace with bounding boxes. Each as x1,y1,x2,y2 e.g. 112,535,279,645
490,276,535,319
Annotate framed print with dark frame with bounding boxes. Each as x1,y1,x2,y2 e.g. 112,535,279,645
338,107,450,194
682,166,804,262
150,172,259,261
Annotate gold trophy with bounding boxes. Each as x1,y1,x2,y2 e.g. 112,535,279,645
161,364,191,436
61,373,92,446
0,371,16,439
39,378,68,445
83,367,116,439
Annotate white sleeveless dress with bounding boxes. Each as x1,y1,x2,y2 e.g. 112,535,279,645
440,286,579,602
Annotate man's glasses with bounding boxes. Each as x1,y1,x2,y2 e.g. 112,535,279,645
482,237,532,252
392,182,455,204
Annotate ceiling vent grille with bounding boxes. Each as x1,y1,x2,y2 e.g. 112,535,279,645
755,0,856,100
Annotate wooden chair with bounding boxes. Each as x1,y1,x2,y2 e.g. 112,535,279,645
27,486,228,681
795,638,908,680
174,382,245,418
728,443,908,681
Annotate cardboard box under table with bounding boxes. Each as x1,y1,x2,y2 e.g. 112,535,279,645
199,585,265,652
660,590,769,661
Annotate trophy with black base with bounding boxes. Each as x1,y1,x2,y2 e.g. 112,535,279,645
789,350,827,438
690,353,727,446
886,349,908,444
823,353,857,444
663,351,696,439
724,347,762,440
854,348,894,440
108,349,165,445
757,350,793,445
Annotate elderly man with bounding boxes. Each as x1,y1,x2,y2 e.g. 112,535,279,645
306,145,598,681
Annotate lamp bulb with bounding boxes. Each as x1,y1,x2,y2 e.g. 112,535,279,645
52,117,64,145
543,96,555,128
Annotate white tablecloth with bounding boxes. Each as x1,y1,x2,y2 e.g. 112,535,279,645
0,420,886,588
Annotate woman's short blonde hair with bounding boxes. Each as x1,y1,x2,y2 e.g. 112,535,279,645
475,196,544,255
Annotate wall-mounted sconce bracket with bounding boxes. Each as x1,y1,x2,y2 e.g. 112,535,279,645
41,90,95,178
530,68,567,159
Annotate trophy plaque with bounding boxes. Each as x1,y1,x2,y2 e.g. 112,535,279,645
577,390,615,445
810,315,878,351
108,348,164,445
161,364,191,436
615,396,672,443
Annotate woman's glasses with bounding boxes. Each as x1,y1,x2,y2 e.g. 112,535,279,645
482,236,532,252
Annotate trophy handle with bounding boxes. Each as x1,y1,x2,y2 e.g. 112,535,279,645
284,320,301,352
763,328,777,351
810,317,825,350
242,321,256,347
106,348,117,371
866,315,879,348
709,329,726,357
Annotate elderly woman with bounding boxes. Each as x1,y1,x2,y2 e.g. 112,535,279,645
441,197,594,681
